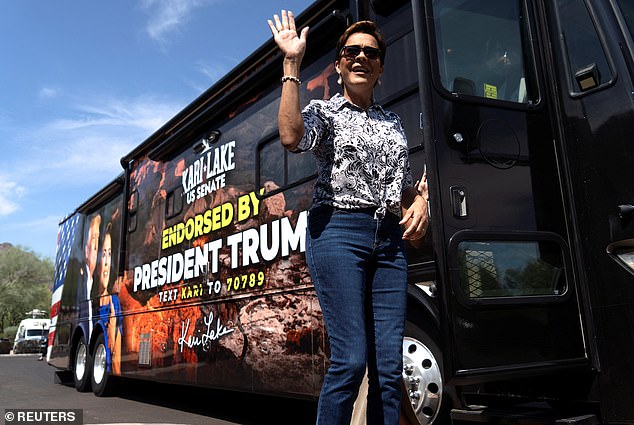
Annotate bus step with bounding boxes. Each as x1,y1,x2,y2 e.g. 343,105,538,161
451,405,599,425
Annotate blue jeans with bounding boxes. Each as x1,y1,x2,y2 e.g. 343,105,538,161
306,206,408,425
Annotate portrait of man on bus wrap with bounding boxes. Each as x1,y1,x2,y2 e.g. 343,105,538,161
77,213,101,338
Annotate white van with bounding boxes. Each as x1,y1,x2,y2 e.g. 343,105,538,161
13,318,49,354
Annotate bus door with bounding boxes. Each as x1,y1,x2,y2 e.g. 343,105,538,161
543,0,634,418
424,0,588,381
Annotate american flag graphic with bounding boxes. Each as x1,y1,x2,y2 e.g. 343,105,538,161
48,214,80,361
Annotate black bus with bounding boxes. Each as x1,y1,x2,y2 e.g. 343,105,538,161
49,0,634,424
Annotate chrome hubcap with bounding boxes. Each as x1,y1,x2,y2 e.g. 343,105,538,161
75,343,87,381
93,343,106,385
402,336,443,425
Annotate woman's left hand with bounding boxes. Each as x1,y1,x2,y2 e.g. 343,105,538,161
400,174,429,240
400,197,428,240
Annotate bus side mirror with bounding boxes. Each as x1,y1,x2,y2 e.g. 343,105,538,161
575,63,600,91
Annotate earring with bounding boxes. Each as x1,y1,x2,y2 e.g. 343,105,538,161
337,74,342,85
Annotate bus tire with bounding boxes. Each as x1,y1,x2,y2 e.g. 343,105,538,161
91,333,116,397
401,321,450,425
350,322,449,425
73,334,91,392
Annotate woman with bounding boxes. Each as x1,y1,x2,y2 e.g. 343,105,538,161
268,10,429,425
96,222,123,375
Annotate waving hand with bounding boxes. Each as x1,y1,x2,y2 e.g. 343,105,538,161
268,10,308,61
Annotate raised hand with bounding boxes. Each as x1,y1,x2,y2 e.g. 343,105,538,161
268,10,308,61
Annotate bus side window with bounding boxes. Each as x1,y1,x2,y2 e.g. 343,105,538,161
165,186,184,220
451,236,570,304
375,4,421,149
257,134,316,198
128,190,138,233
555,0,614,93
287,146,317,184
259,136,284,188
432,0,537,104
615,0,634,39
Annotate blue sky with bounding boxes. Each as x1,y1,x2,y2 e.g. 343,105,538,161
0,0,313,260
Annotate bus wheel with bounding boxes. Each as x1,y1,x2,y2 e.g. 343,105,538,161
401,321,448,425
73,335,91,392
91,333,115,397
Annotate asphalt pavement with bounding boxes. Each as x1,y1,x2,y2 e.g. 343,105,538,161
0,354,317,425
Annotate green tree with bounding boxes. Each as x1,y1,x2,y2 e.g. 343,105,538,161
0,245,54,334
504,259,560,296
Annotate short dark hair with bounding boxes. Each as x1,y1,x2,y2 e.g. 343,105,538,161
335,20,386,65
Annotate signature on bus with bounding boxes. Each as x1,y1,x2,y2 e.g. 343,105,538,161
177,311,235,352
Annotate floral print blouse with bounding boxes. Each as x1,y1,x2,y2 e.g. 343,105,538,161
295,93,413,219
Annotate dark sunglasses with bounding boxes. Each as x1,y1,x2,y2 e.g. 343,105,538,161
340,45,382,60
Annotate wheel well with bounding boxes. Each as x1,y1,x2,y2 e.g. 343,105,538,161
69,328,85,370
406,288,440,342
89,325,105,354
69,324,104,369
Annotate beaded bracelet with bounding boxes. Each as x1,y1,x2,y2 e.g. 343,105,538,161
281,75,301,85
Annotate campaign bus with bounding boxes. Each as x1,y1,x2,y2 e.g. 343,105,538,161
48,0,634,423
